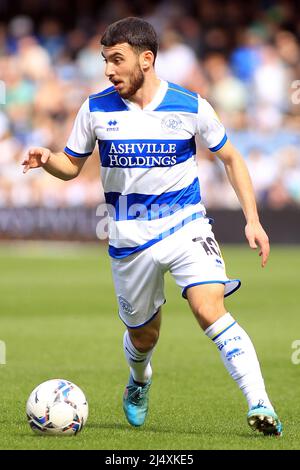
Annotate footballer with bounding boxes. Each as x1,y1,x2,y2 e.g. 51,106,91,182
22,17,282,436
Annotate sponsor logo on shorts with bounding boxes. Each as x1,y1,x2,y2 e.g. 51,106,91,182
118,296,134,316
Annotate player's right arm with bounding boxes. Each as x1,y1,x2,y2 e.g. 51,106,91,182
22,148,87,180
22,98,95,181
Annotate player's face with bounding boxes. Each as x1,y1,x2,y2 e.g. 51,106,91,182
102,43,144,99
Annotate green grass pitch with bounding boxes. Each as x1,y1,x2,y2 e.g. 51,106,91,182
0,243,299,450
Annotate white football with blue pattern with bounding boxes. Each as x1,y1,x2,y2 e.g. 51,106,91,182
26,379,88,435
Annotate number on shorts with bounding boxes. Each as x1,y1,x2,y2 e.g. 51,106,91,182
192,236,221,257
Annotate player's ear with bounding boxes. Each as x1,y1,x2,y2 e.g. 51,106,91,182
140,50,154,70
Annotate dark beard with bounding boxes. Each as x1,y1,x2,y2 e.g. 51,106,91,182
119,64,144,99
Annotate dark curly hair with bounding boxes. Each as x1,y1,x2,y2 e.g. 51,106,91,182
101,17,159,64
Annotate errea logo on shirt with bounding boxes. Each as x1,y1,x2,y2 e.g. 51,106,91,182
106,120,119,132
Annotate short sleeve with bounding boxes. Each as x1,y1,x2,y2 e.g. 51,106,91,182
64,98,96,158
196,97,227,152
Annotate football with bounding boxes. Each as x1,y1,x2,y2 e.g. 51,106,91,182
26,379,88,435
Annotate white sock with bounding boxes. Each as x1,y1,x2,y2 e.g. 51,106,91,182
123,330,153,384
205,312,273,410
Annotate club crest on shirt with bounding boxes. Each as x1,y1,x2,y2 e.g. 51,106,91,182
161,114,182,134
118,296,134,316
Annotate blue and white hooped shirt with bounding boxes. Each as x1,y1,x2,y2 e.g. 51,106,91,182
64,80,228,258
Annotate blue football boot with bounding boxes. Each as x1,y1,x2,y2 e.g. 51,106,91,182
123,375,151,427
247,404,282,436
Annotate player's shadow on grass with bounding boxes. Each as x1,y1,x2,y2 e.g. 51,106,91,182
88,423,266,441
88,422,133,432
234,431,272,440
88,422,226,437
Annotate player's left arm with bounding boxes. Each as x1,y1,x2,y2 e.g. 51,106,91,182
215,139,270,267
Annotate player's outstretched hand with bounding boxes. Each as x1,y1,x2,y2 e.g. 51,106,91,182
245,221,270,268
22,147,51,174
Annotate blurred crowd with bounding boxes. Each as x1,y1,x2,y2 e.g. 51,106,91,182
1,0,300,210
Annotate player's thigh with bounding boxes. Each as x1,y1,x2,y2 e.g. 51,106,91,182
168,218,239,295
111,248,165,329
186,282,227,330
164,218,239,328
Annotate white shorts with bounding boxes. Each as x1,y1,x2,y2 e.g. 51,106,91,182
111,217,241,328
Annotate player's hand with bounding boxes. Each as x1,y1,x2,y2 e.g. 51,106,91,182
22,147,51,174
245,221,270,268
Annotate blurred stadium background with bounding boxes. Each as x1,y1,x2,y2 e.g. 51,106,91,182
0,0,300,243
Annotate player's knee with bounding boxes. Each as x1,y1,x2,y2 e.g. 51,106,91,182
186,284,227,329
129,329,159,352
193,300,227,330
